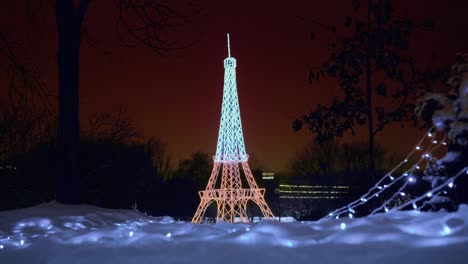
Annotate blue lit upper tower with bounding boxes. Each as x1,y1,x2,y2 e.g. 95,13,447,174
214,34,248,163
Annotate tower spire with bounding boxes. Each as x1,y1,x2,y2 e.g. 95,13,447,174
227,33,231,57
191,34,274,224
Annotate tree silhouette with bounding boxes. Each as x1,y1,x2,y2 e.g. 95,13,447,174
0,32,53,160
289,140,397,186
54,0,192,203
294,0,446,181
164,152,212,218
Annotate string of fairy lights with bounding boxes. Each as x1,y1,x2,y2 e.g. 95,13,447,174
320,128,468,224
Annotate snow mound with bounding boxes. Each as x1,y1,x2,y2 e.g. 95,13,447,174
1,202,468,263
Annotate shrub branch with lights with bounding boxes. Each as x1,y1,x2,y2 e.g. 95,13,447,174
321,54,468,224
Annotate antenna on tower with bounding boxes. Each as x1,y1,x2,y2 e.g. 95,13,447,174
227,33,231,57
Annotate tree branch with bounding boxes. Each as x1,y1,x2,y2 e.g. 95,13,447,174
76,0,91,28
373,91,409,136
116,0,194,55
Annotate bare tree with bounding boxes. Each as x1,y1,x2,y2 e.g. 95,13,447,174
83,108,171,179
84,108,139,143
145,138,171,180
53,0,193,203
290,140,339,181
0,32,53,161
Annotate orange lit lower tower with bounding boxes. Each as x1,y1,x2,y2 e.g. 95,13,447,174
191,34,274,223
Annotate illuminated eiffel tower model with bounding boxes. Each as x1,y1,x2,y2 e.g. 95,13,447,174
192,34,275,223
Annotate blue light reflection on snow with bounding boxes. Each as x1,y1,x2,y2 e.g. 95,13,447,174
442,225,451,235
0,204,467,252
283,240,294,248
340,223,346,230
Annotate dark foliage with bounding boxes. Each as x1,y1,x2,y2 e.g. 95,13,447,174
158,152,213,219
294,0,448,181
80,138,161,209
417,54,468,208
0,144,55,210
0,136,166,211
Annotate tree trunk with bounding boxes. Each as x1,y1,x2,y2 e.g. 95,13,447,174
55,0,88,203
366,0,376,183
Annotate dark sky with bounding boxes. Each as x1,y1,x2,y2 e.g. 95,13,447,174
2,0,468,171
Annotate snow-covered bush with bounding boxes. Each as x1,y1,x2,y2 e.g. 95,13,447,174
416,53,468,209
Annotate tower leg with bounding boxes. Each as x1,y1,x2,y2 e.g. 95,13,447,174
241,162,260,189
216,199,228,222
192,199,214,224
237,199,249,222
242,162,275,219
205,162,221,191
251,195,275,220
192,162,221,223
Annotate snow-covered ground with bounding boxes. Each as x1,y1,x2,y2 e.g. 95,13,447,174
1,202,467,264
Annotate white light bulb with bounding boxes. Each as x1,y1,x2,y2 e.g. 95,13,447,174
389,175,394,180
442,142,447,146
400,192,406,196
335,215,339,219
433,140,437,144
403,173,408,176
348,213,353,219
416,165,420,170
129,231,134,237
360,198,367,202
428,133,433,137
375,194,379,197
166,233,172,238
404,159,408,163
448,182,454,188
412,203,417,209
384,207,389,212
416,146,421,150
20,240,24,246
427,192,432,197
246,227,250,231
409,177,415,183
340,222,346,230
0,245,3,250
377,186,383,190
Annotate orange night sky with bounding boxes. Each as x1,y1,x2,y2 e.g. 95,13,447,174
2,0,468,171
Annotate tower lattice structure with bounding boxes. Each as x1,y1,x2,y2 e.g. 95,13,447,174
192,34,275,223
